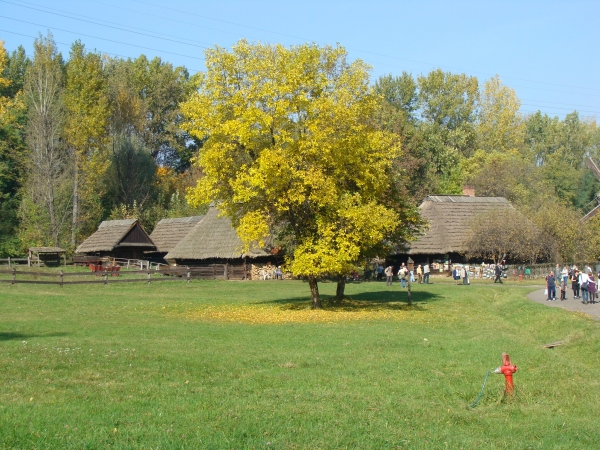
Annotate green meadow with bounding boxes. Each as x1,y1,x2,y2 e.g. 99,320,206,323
1,276,599,449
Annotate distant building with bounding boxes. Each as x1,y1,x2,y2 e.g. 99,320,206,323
148,216,204,262
165,206,276,268
75,219,156,260
402,195,513,263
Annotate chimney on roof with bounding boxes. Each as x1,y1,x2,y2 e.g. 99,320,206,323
462,185,476,197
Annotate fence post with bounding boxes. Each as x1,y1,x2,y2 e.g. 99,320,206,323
11,268,16,285
60,270,63,288
147,271,151,284
104,273,108,286
187,271,191,283
224,264,229,280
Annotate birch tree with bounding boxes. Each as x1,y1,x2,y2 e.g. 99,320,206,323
22,33,69,246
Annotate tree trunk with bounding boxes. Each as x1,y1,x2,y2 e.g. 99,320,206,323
335,275,346,300
308,277,322,309
71,158,79,246
47,181,58,246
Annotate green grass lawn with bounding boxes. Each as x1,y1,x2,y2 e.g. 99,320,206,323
0,276,599,449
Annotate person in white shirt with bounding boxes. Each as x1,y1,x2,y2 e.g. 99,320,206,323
561,266,569,286
423,263,430,284
579,271,590,304
398,263,408,288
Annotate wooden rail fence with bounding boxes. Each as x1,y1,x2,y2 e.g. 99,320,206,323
0,263,249,286
0,257,29,267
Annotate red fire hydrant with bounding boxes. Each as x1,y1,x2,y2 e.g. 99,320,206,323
494,352,517,395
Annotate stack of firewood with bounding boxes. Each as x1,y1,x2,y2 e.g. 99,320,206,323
249,264,291,280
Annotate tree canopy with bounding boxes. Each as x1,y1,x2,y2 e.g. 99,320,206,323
182,40,421,307
2,32,600,279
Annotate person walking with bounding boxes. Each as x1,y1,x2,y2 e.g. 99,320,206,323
423,263,430,284
376,265,383,281
385,265,394,286
416,265,423,284
546,270,556,301
494,264,503,283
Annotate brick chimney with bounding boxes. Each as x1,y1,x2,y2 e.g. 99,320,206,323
462,185,476,197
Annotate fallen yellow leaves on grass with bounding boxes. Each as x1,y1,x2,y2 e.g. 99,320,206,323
173,299,429,324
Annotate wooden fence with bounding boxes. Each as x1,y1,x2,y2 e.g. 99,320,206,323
0,263,249,286
0,257,30,267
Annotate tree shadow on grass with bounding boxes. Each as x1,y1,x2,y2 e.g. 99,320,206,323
254,289,442,312
0,331,70,342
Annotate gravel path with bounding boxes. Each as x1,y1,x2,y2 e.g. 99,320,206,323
527,288,600,320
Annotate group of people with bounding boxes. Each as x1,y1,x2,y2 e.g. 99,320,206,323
545,265,598,304
381,263,431,287
452,266,470,285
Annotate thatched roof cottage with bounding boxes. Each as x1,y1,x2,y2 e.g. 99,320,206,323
148,216,204,259
75,219,156,260
165,207,272,266
404,195,513,261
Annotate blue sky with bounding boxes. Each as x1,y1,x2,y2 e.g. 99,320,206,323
1,0,599,120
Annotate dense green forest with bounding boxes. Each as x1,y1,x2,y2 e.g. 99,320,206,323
1,34,600,261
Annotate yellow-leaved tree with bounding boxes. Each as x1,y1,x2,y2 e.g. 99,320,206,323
64,41,110,245
0,40,22,126
182,41,421,308
477,75,524,154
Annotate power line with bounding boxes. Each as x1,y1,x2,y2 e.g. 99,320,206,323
13,0,583,98
87,0,263,42
126,0,600,94
10,0,597,99
1,5,597,116
520,103,600,115
1,0,213,50
521,98,600,110
0,28,204,73
0,28,589,119
0,15,207,61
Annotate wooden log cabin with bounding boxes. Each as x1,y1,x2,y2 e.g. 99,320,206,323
75,219,156,261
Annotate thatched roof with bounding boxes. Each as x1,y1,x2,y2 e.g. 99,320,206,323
75,219,155,254
406,196,513,255
29,247,65,253
150,216,204,253
165,207,269,260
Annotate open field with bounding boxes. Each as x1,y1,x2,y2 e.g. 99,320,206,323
1,277,599,449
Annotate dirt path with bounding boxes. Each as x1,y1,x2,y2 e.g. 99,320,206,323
527,289,600,321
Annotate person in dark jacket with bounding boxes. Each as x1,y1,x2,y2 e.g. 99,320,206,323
546,270,556,301
571,269,580,299
494,264,503,283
